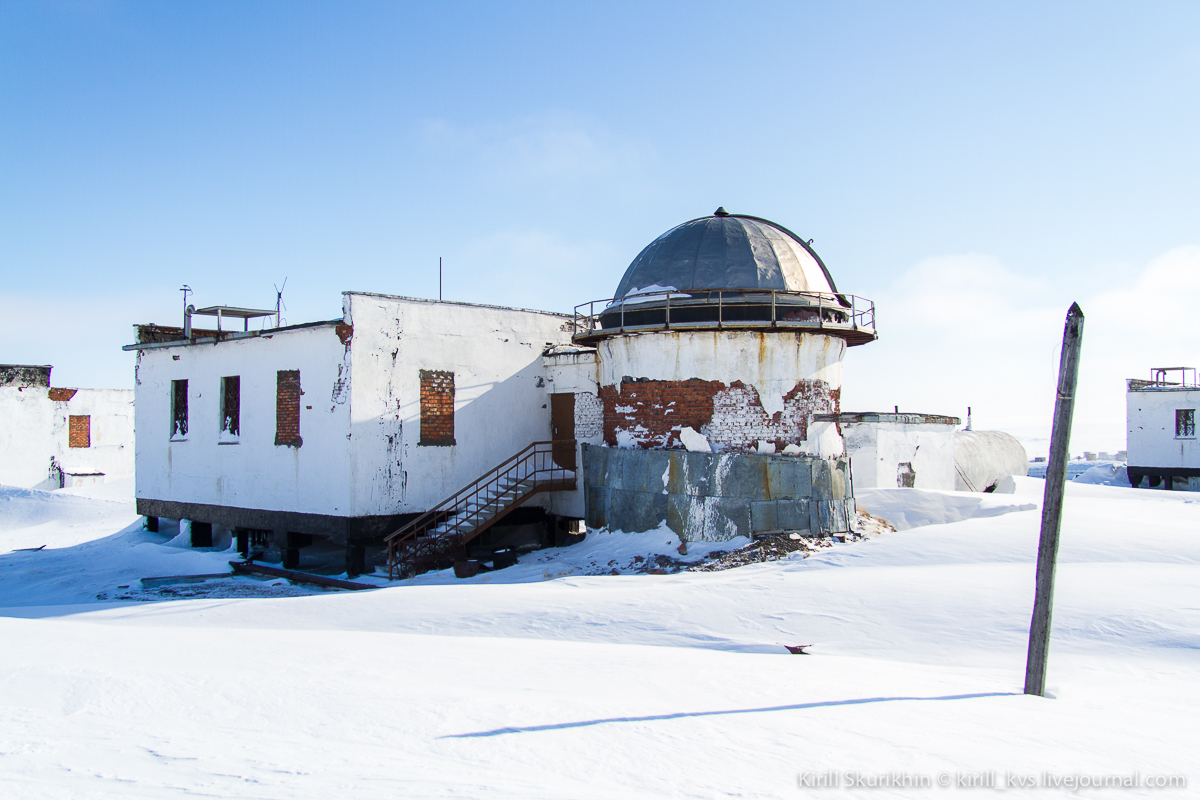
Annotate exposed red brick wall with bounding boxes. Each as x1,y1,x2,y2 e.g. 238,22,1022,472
419,369,455,446
601,378,722,448
68,415,91,448
600,377,839,452
335,323,353,345
49,388,78,402
136,324,222,344
275,370,303,447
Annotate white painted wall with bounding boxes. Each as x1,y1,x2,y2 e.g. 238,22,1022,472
598,330,844,416
540,349,603,517
343,293,575,514
0,387,134,488
1127,387,1199,468
133,323,354,515
841,421,958,490
132,294,581,523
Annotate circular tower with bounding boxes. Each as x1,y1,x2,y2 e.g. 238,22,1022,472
574,208,876,455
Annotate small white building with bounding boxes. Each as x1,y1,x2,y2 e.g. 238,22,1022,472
1127,368,1199,490
822,412,960,490
126,293,578,571
0,364,135,489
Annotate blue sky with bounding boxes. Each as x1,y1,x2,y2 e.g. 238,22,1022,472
3,1,1198,447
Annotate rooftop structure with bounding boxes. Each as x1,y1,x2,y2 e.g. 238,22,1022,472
572,209,876,346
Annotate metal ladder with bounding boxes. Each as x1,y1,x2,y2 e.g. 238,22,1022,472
385,440,576,578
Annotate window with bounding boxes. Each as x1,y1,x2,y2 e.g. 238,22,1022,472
1177,409,1196,439
68,415,90,448
275,370,302,447
220,376,240,443
171,379,188,439
419,369,455,446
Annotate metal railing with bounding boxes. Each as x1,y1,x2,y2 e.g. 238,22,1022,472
385,440,576,578
571,288,876,344
1150,367,1198,387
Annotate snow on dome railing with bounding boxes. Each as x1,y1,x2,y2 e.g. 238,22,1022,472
572,288,877,346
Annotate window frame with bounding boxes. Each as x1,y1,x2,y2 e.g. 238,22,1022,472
171,379,189,441
68,415,91,448
1176,408,1196,439
220,375,241,444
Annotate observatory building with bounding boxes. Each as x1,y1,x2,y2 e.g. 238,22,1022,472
123,208,1026,578
548,208,876,541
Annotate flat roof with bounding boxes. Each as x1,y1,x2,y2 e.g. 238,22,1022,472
343,291,571,320
123,319,342,352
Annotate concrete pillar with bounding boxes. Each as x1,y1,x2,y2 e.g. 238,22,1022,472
283,532,310,569
346,542,365,578
190,521,213,548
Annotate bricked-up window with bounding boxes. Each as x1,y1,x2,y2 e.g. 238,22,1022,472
171,379,188,439
275,370,303,447
68,415,90,448
1177,409,1196,438
220,376,240,441
419,369,455,446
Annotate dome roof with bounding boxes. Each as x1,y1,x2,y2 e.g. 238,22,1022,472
613,209,838,299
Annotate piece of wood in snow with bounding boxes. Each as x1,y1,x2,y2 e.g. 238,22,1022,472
229,560,376,591
140,573,235,588
14,545,46,552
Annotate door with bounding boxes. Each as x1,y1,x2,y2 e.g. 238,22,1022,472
550,393,576,470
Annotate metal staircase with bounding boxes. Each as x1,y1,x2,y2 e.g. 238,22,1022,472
385,440,576,578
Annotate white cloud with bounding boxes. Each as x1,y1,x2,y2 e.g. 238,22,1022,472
0,290,170,389
450,228,618,313
417,112,650,187
843,246,1200,454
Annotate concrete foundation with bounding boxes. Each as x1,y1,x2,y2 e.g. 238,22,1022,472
583,443,854,541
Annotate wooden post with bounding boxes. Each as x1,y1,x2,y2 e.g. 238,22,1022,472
1024,303,1085,696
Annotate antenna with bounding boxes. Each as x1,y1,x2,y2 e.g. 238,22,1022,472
273,278,288,328
439,257,443,302
181,285,192,326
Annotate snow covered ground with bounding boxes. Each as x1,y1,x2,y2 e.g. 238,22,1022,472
1,478,1197,798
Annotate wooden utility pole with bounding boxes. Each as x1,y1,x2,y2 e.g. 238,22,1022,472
1024,303,1085,696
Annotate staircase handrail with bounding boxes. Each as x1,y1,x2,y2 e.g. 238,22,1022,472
384,440,573,548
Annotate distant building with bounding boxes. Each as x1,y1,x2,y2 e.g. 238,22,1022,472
0,364,134,489
1127,368,1199,490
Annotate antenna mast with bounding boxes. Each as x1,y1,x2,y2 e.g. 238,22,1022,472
181,285,192,326
439,257,443,302
274,278,288,328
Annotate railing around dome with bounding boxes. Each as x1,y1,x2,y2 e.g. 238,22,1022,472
571,288,877,346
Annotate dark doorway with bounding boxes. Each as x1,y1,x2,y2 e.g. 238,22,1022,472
551,393,576,470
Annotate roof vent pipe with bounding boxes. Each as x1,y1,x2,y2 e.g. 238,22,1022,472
184,305,194,339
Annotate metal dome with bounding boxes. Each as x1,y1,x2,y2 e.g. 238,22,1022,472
613,210,838,298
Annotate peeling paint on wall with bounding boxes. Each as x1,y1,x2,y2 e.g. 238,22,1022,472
600,377,838,453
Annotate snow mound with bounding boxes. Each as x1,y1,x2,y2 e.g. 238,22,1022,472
855,487,1036,531
1074,463,1133,487
0,483,137,551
